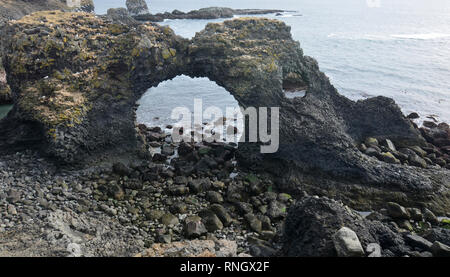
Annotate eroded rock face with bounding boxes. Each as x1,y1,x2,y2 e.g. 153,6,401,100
0,11,449,212
1,11,188,161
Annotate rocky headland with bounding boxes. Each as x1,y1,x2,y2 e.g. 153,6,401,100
120,0,288,22
0,7,449,257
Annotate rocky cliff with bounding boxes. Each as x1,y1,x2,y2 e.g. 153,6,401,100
0,11,448,213
0,0,95,104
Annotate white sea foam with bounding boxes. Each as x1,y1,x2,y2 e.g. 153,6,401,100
391,33,450,40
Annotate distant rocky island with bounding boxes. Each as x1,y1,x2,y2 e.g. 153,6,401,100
0,0,449,258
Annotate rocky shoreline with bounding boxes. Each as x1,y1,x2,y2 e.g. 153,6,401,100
1,122,449,257
131,7,290,22
0,2,449,258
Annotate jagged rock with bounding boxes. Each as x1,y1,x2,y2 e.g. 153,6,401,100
283,196,410,257
0,12,449,213
126,0,150,16
405,234,433,251
332,227,365,257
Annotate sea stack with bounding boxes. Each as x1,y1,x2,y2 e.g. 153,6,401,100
126,0,150,16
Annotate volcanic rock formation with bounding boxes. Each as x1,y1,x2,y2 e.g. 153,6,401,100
0,11,448,213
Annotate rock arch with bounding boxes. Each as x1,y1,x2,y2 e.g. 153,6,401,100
0,11,448,211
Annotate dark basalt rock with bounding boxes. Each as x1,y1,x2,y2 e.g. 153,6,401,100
282,196,410,257
126,0,150,17
0,12,449,213
132,7,286,22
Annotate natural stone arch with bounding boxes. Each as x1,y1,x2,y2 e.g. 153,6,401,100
0,11,448,212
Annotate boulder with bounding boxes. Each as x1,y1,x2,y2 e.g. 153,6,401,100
126,0,150,16
332,227,365,257
404,234,433,251
283,196,410,257
386,202,410,220
423,208,439,226
184,216,207,238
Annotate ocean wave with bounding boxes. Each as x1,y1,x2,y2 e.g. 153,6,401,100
327,33,450,41
390,33,450,40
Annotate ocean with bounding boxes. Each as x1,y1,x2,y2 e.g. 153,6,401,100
5,0,450,126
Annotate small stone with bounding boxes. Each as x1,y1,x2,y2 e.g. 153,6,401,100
184,216,207,238
410,146,427,157
67,243,82,257
364,137,378,146
423,121,437,129
386,202,410,219
267,201,287,220
169,185,189,196
408,154,427,168
380,152,400,164
407,208,423,221
397,219,413,231
7,204,17,215
381,139,397,152
161,213,179,226
210,204,233,227
423,208,439,226
206,191,224,204
407,112,420,119
244,213,262,233
199,211,223,232
332,227,365,257
145,209,164,221
366,243,381,257
365,147,379,157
